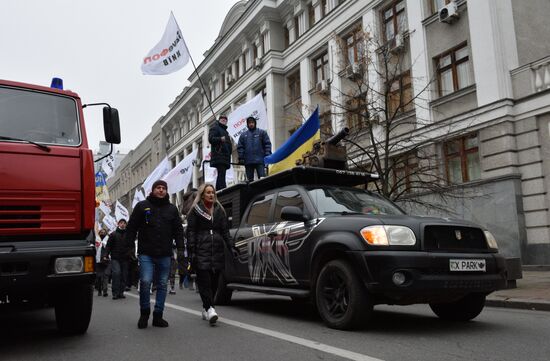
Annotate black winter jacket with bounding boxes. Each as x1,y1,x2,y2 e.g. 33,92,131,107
125,195,184,257
106,228,133,261
208,122,232,169
186,202,232,271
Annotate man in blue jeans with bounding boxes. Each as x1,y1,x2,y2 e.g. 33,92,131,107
237,116,272,182
125,180,184,329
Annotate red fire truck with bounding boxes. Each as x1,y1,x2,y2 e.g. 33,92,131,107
0,78,120,334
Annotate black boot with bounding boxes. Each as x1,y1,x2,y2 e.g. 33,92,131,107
137,308,150,329
152,311,169,327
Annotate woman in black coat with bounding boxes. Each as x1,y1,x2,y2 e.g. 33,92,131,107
186,183,234,324
208,116,232,190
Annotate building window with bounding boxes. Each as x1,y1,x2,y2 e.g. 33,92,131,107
313,52,329,84
432,0,453,13
320,111,333,138
295,16,301,38
287,70,301,103
393,152,418,194
321,0,328,17
284,26,290,48
308,2,315,28
346,94,367,130
387,70,413,116
435,43,472,97
382,0,407,41
444,134,480,184
344,27,364,65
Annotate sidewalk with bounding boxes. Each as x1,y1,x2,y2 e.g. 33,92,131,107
486,266,550,311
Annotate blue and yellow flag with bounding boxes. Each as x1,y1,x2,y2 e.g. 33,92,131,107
265,108,320,174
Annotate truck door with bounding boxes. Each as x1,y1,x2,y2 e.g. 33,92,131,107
233,192,275,284
271,189,313,285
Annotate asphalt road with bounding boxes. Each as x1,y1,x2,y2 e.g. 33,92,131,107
1,288,549,361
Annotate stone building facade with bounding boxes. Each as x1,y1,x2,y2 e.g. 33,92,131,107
107,0,550,264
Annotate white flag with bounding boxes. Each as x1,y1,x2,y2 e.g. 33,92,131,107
99,200,111,217
115,201,130,222
143,157,171,194
132,188,146,208
102,154,116,178
202,144,234,185
102,214,117,232
227,93,268,143
141,12,190,75
162,150,198,194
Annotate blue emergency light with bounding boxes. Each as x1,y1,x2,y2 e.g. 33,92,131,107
50,77,63,90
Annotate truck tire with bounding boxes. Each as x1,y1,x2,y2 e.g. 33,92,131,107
315,259,372,330
213,272,233,305
55,284,93,335
429,293,486,321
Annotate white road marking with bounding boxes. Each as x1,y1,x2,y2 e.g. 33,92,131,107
126,293,383,361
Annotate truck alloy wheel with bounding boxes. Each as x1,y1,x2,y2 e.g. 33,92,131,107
315,259,372,330
429,293,487,321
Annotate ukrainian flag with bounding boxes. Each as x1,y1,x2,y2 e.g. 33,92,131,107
265,108,320,174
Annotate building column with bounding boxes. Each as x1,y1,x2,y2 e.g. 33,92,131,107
192,141,199,189
467,0,518,106
328,36,344,132
300,57,312,119
403,0,431,124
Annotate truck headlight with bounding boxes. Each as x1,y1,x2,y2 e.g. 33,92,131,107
484,231,499,250
360,225,416,246
55,257,84,274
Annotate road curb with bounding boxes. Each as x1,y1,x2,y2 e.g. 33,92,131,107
486,298,550,312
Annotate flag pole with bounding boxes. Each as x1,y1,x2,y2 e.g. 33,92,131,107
172,12,217,120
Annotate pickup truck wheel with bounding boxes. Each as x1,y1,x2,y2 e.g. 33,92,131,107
315,259,372,330
429,293,486,321
55,284,93,335
213,272,233,305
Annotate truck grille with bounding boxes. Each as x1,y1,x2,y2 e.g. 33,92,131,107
0,191,80,235
423,225,487,252
0,205,41,229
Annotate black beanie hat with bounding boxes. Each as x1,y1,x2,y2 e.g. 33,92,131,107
246,116,257,126
152,180,168,191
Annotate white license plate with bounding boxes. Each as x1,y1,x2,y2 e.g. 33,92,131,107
449,259,486,272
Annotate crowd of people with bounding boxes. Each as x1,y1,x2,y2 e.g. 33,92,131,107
94,115,270,329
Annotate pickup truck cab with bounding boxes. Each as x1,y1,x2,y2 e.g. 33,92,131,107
215,166,507,329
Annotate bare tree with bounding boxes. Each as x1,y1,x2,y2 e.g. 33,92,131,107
318,26,476,212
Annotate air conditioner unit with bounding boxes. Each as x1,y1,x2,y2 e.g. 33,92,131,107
390,32,405,53
254,58,262,69
345,63,363,80
316,79,329,94
439,1,459,23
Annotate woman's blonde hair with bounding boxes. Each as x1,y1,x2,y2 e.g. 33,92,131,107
187,183,225,217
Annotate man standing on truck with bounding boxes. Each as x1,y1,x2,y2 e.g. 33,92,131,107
125,180,185,329
237,116,272,182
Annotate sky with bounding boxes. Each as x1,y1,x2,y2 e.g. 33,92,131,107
0,0,242,152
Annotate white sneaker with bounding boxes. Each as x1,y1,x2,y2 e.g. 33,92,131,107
201,309,207,320
206,307,218,324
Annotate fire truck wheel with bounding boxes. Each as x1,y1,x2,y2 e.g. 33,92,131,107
315,259,373,330
55,284,93,335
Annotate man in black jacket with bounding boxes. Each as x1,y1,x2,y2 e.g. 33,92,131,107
105,219,132,300
125,180,184,329
208,115,232,190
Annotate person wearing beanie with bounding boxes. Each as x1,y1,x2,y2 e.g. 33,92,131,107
237,116,272,182
105,219,132,300
208,115,233,190
124,179,184,329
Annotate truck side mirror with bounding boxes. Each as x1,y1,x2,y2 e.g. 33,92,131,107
280,206,308,222
103,107,121,144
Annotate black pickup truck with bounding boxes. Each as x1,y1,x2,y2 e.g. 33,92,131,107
215,166,507,329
